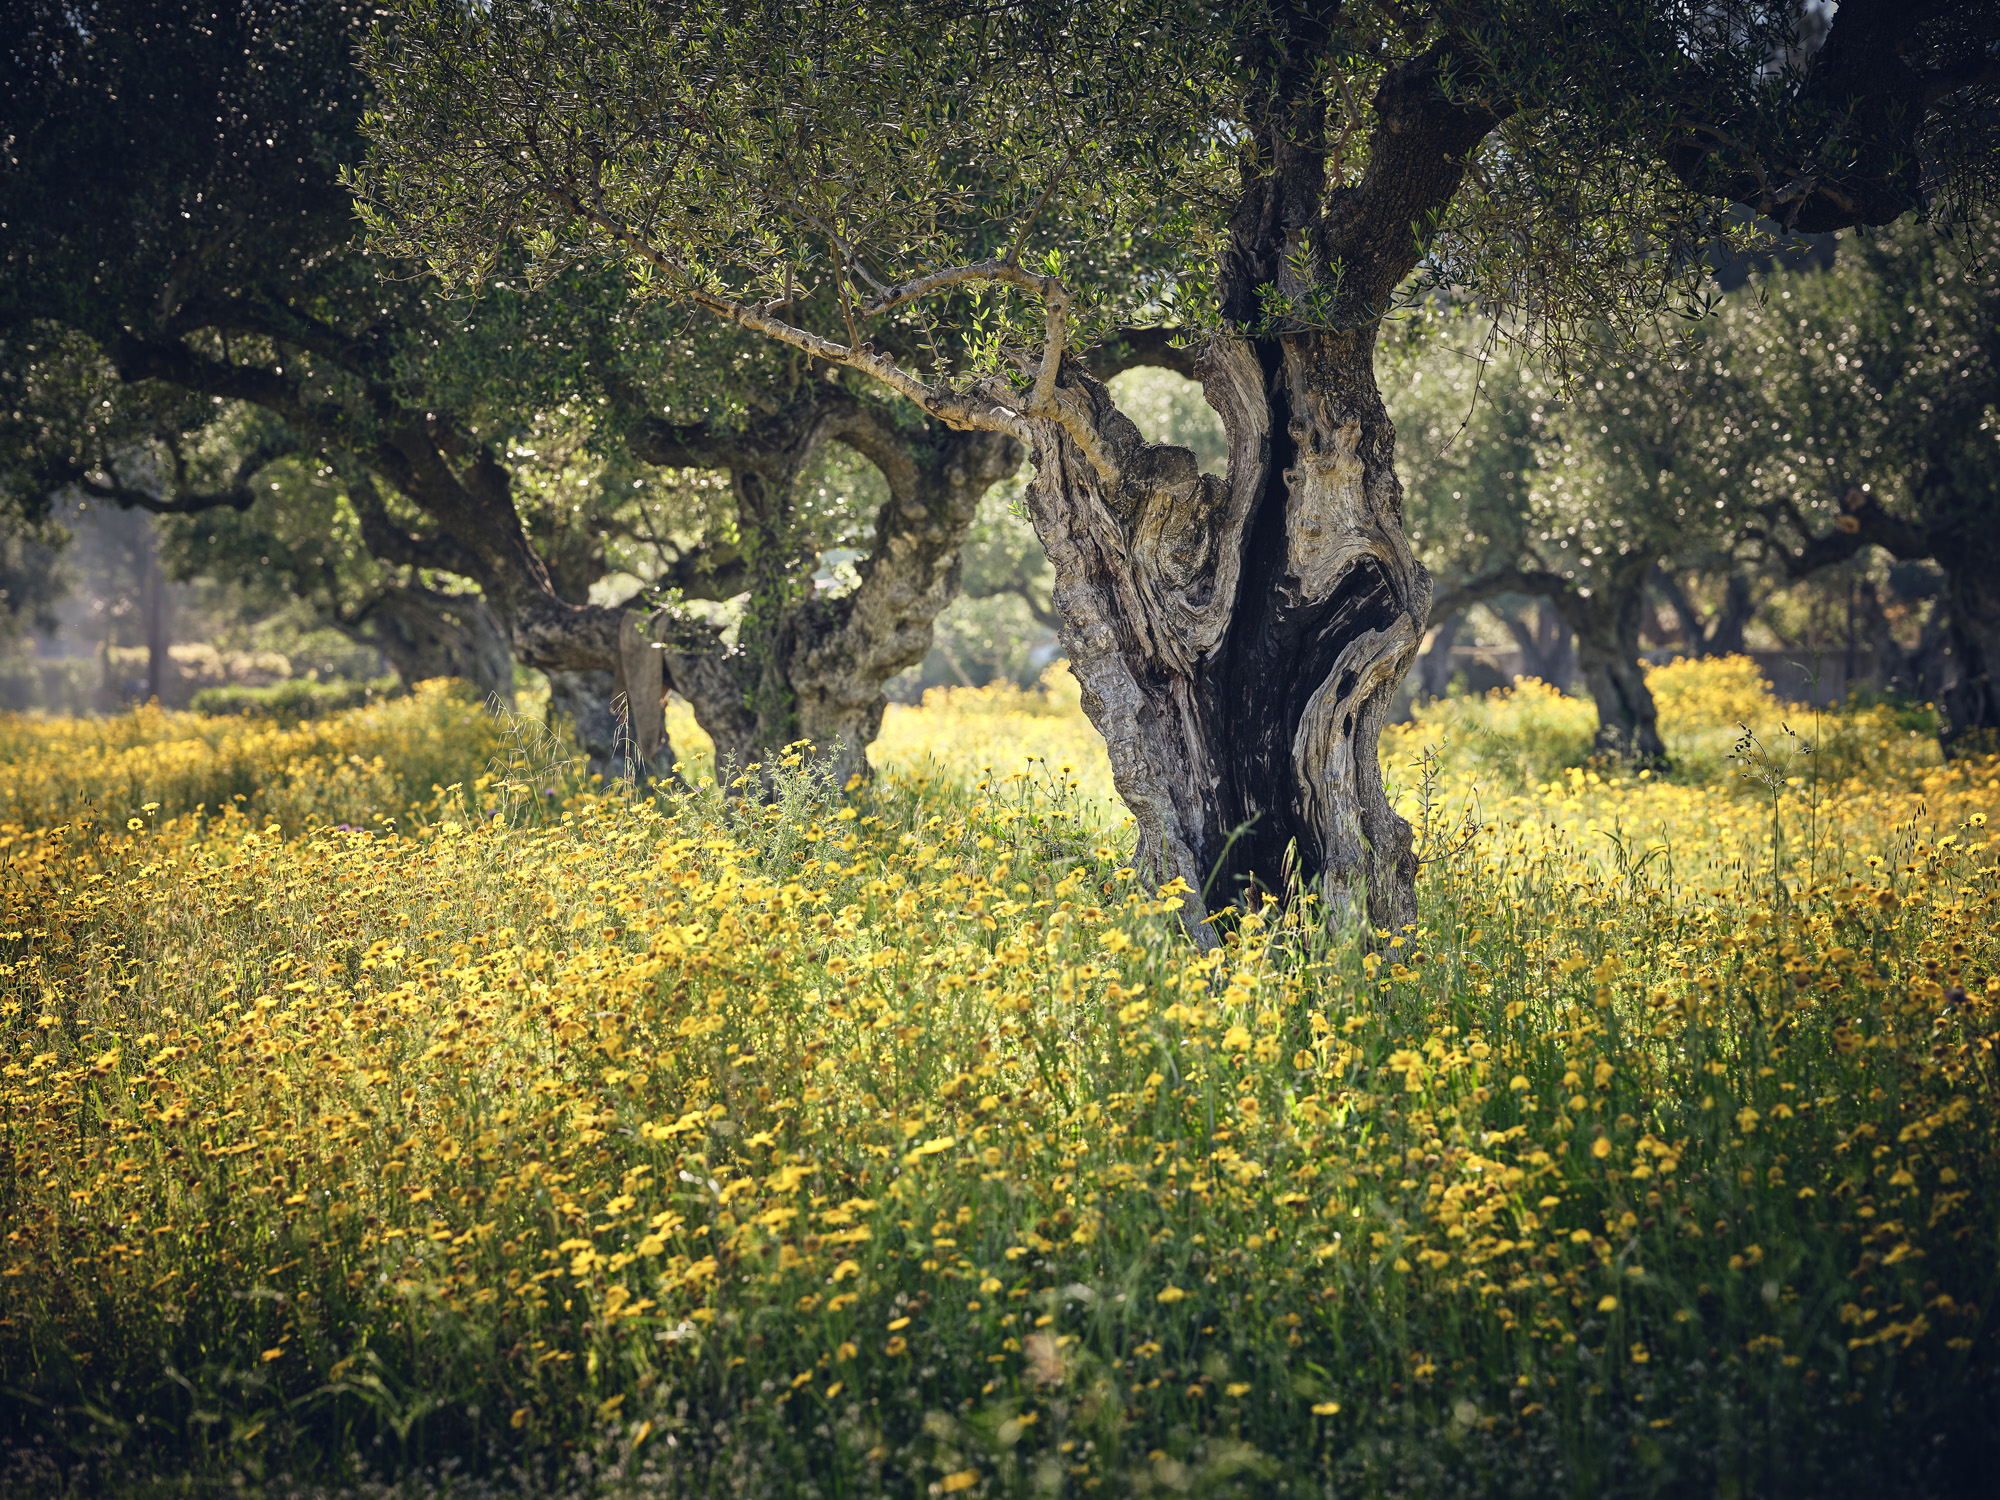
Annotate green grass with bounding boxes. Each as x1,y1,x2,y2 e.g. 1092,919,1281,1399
188,677,404,726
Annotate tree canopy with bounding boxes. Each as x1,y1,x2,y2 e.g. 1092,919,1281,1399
360,0,2000,397
1401,213,2000,756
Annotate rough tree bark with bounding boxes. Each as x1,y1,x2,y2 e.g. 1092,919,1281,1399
461,3,2000,918
359,585,515,705
1564,574,1668,764
784,417,1021,782
1020,332,1429,930
547,37,1493,930
628,383,1023,785
978,46,1500,934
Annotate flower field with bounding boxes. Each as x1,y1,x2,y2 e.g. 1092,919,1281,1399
0,679,510,835
1,662,1997,1497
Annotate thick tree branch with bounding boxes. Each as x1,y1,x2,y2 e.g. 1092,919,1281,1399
1314,42,1505,316
1766,488,1933,577
650,539,750,601
596,358,765,472
346,472,485,579
172,292,399,385
1025,288,1070,417
1084,327,1201,382
104,331,460,518
1920,54,2000,108
819,402,924,502
1428,564,1572,625
1659,0,2000,232
110,336,352,444
532,182,1030,439
64,431,295,515
622,414,757,473
857,259,1060,319
122,334,567,617
73,475,253,514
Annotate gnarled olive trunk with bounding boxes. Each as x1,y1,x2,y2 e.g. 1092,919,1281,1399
1939,532,2000,756
364,585,515,707
1556,559,1668,764
1024,334,1426,933
644,400,1020,788
1574,633,1666,763
783,426,1021,784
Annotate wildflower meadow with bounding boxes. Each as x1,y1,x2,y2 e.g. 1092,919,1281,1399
1,660,1996,1497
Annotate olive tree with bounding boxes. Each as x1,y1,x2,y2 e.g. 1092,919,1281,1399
1420,341,1754,763
357,0,2000,927
152,452,519,702
1396,217,2000,762
1492,215,2000,757
1384,322,1548,697
1,0,1081,785
1716,220,2000,753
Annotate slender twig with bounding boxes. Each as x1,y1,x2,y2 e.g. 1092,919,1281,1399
836,243,862,352
1331,71,1363,188
1002,159,1070,268
1667,116,1775,201
783,194,893,296
859,259,1059,319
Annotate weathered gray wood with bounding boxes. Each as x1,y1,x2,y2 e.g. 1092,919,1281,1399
1015,332,1427,937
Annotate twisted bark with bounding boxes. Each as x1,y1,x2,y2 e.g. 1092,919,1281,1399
1021,334,1426,934
786,418,1021,783
626,385,1023,783
361,585,515,706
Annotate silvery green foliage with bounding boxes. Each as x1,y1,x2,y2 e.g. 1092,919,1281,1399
357,0,1998,389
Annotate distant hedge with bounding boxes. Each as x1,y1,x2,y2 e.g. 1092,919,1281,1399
189,676,403,724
